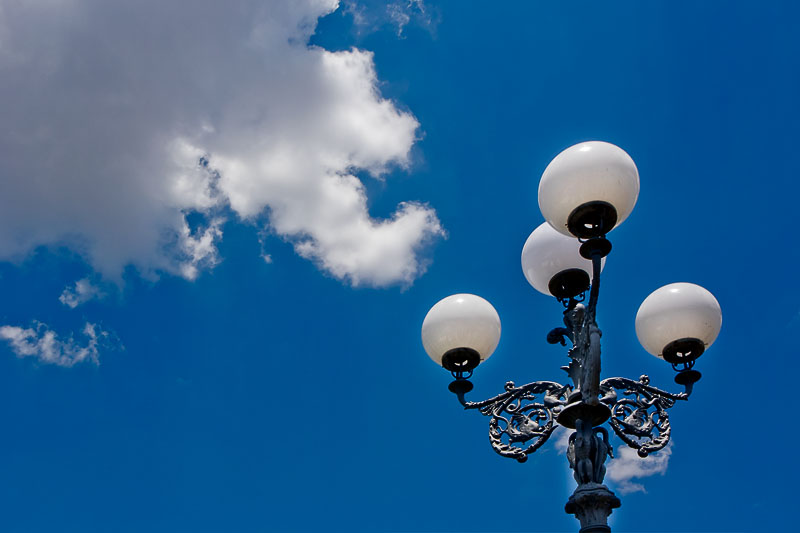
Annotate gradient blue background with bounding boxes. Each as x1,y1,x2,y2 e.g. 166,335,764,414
0,2,796,532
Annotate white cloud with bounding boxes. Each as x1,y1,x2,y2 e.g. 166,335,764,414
553,424,572,453
387,2,412,35
347,1,437,38
396,1,436,37
0,321,110,367
606,441,673,494
59,277,103,308
553,425,672,494
0,0,443,287
176,216,225,282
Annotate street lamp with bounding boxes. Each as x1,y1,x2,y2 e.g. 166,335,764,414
421,141,722,533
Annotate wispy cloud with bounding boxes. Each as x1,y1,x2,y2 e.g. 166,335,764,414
345,0,439,38
0,321,113,367
388,0,434,37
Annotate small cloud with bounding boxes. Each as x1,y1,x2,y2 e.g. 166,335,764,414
388,0,435,37
553,424,571,454
387,2,412,36
606,441,673,494
552,426,672,495
176,216,225,281
59,277,103,308
0,321,114,367
257,228,274,264
343,0,369,29
345,0,438,38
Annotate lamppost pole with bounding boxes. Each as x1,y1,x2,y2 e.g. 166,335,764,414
421,141,721,533
559,244,619,533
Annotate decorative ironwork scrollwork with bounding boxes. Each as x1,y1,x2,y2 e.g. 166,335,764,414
599,375,689,457
459,381,572,462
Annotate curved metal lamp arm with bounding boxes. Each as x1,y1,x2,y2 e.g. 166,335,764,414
586,247,603,315
599,374,691,457
457,380,572,463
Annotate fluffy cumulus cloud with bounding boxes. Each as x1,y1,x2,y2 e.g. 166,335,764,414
0,0,443,287
0,321,109,367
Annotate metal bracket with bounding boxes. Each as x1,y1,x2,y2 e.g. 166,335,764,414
458,380,572,462
600,375,690,457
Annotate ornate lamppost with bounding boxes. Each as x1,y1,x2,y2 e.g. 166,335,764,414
421,141,722,533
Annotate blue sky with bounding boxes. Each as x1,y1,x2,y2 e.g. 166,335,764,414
0,1,796,532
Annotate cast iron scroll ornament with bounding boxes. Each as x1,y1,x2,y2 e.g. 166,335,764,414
453,380,572,462
451,372,692,463
600,374,690,457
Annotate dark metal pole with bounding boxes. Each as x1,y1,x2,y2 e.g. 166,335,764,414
564,246,620,532
564,419,620,532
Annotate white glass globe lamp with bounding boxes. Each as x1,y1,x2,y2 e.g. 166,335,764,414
635,282,722,369
521,222,605,300
421,294,501,373
538,141,639,239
